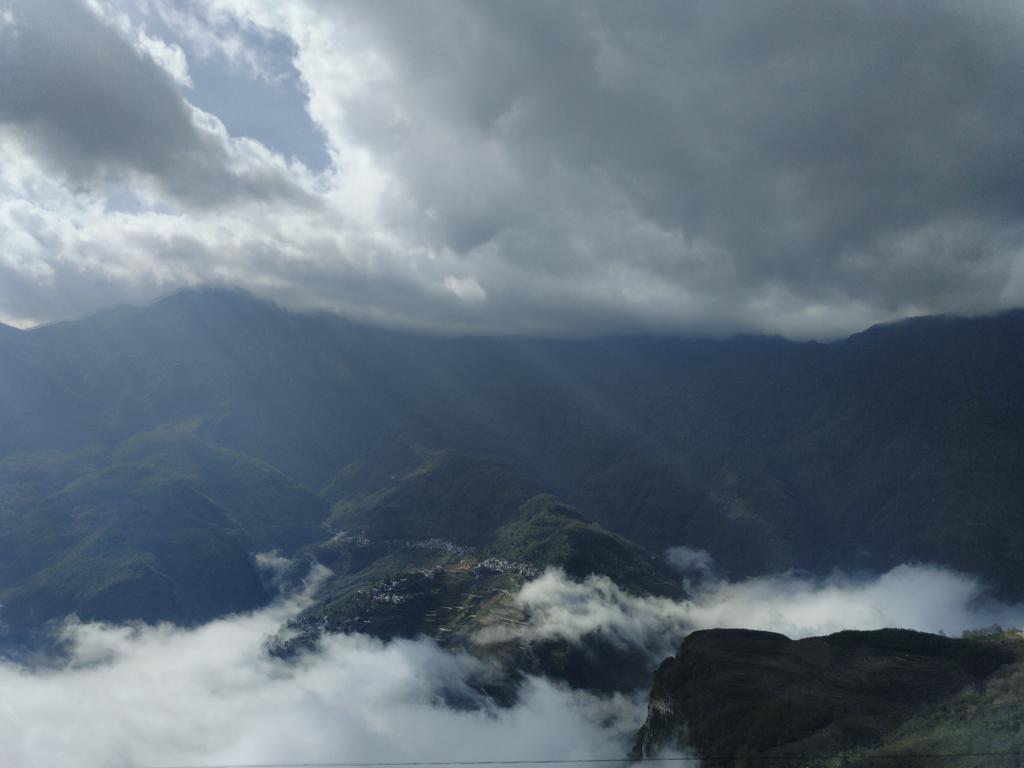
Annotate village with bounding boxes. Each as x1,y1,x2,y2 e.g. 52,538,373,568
363,554,539,606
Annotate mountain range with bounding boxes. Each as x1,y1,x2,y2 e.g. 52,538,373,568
3,289,1023,635
2,288,1024,756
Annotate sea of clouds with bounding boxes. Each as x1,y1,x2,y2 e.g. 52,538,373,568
2,553,1023,768
478,554,1024,661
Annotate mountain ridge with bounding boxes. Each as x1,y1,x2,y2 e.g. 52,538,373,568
2,288,1024,648
34,286,1024,344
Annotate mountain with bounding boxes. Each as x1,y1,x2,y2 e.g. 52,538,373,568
632,628,1022,764
270,452,684,692
2,288,1024,646
0,422,328,643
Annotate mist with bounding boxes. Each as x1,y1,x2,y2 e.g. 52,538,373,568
477,560,1024,660
3,558,1022,767
0,579,639,768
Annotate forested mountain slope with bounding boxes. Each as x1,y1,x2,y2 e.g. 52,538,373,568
1,289,1023,642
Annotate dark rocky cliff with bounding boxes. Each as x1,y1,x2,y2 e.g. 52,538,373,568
632,628,1016,766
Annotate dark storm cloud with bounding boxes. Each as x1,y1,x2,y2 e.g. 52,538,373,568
0,0,311,208
331,0,1024,323
2,0,1024,335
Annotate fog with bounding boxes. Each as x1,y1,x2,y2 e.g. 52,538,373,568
0,572,639,768
478,560,1024,659
3,558,1022,767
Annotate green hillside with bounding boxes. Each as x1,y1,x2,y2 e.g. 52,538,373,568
0,423,328,641
2,289,1024,646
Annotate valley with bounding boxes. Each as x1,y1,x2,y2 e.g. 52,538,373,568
2,290,1024,761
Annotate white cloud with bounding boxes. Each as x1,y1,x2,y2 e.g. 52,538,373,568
147,0,297,83
136,29,193,88
477,564,1024,658
3,558,1022,766
84,0,193,87
665,546,715,576
445,274,487,302
0,582,640,768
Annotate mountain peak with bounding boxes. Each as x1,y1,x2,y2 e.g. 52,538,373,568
850,307,1024,341
147,286,288,318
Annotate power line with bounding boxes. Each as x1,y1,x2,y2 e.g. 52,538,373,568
137,752,1024,768
144,761,667,768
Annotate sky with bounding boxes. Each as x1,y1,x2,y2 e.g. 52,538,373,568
2,0,1024,337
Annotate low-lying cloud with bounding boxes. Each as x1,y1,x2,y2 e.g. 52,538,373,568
0,576,640,768
478,562,1024,660
4,559,1022,767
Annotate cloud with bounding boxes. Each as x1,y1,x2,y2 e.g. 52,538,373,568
445,274,488,302
665,546,715,577
0,579,641,768
189,0,1024,337
0,0,311,208
477,563,1024,658
3,558,1022,767
3,0,1024,335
